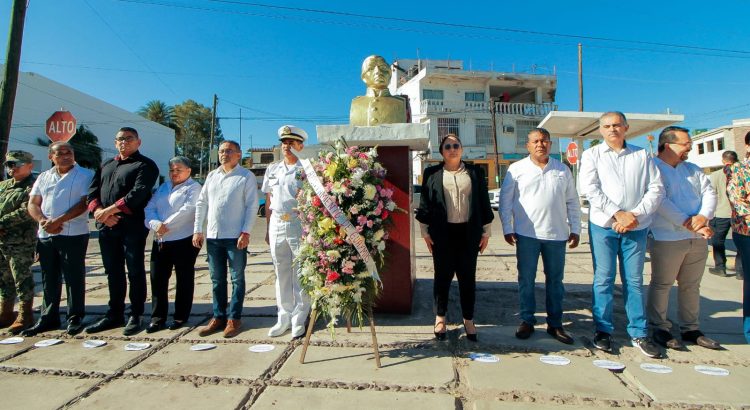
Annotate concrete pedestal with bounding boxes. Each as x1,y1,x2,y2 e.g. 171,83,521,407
317,124,429,314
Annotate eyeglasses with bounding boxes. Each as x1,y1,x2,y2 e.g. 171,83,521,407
115,135,137,142
4,161,25,168
168,167,190,174
669,141,692,147
443,143,461,150
218,149,237,154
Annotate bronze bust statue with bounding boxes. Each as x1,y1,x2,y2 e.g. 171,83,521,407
349,55,407,126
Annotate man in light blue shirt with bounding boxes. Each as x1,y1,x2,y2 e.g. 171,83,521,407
647,126,721,350
193,140,258,338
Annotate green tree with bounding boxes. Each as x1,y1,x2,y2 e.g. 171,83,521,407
590,139,601,147
137,99,174,127
36,124,103,170
172,99,222,171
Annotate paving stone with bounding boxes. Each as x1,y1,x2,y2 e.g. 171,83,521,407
276,346,454,387
71,378,250,409
127,341,283,379
462,354,640,402
2,339,149,373
247,284,277,299
0,373,98,409
623,359,750,406
472,399,587,409
253,386,456,409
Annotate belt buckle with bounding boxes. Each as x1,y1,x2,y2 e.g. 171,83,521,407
280,213,291,222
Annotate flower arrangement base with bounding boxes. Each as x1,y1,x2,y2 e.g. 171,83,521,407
299,307,382,369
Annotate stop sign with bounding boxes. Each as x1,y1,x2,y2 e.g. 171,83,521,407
566,142,578,164
45,111,77,142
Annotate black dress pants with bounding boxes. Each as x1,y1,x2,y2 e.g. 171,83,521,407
98,225,148,318
432,223,480,320
37,234,89,323
149,236,200,322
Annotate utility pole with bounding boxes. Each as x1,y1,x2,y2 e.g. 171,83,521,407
489,97,501,189
0,0,28,169
209,94,217,170
578,43,584,112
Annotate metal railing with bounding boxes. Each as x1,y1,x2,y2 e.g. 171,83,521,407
419,100,556,116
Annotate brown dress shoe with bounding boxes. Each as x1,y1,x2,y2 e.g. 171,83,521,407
223,319,241,338
515,322,534,339
198,318,226,337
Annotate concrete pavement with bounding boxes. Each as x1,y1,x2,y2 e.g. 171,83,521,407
0,216,748,409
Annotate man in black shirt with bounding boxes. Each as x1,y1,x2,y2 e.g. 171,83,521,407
85,127,159,336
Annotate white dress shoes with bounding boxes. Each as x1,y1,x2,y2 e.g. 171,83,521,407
268,320,290,337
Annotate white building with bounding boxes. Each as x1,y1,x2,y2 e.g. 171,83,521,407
5,66,175,179
688,118,750,170
390,59,558,186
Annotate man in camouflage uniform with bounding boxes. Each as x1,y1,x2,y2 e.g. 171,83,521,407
0,151,38,334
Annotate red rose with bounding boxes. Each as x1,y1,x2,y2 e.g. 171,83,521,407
381,210,389,220
312,196,322,207
326,270,340,282
333,237,344,245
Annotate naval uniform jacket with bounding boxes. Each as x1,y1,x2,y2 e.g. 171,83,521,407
416,162,494,246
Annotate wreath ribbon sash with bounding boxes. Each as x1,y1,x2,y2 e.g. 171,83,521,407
300,158,381,284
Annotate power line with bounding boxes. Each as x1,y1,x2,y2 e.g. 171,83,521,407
203,0,750,55
83,0,180,99
114,0,750,59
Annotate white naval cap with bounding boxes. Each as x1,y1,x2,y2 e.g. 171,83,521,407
277,125,307,143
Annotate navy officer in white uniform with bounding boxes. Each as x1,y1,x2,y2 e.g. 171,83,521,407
264,125,310,339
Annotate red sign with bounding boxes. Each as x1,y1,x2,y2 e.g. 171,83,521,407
45,111,77,142
566,142,578,164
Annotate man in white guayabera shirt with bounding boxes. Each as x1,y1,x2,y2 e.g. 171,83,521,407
193,140,258,339
647,126,722,351
578,111,665,358
24,142,93,336
500,127,581,345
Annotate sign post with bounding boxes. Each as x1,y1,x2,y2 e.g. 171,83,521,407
45,111,77,142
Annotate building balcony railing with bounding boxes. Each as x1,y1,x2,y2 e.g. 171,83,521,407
419,100,557,117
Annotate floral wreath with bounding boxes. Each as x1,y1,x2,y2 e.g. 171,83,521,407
296,138,397,334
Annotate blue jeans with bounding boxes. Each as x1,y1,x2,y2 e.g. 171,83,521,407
731,232,750,344
516,235,566,327
206,238,247,320
589,224,648,339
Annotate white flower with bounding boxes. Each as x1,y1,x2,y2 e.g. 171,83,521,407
373,229,385,241
326,250,341,259
364,184,376,200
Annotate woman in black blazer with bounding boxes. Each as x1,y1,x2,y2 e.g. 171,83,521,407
416,134,494,341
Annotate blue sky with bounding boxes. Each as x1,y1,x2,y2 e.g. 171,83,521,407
2,0,749,153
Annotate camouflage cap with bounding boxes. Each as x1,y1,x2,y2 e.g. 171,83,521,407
5,150,33,164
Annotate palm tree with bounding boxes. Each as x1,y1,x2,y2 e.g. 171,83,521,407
137,100,174,127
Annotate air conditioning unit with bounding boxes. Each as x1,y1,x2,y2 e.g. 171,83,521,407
503,125,515,133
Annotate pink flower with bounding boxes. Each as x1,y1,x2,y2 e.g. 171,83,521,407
357,215,368,226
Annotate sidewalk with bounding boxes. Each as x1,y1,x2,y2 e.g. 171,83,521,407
0,217,748,409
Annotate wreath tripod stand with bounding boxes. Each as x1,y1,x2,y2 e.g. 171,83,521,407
299,306,381,369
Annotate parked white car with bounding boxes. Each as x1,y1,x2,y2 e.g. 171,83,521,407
489,188,501,210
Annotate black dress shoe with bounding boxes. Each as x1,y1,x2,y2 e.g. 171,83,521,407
122,316,143,336
146,320,165,334
682,330,722,350
546,326,574,345
593,331,612,352
515,322,534,339
85,316,125,334
708,267,728,277
167,320,185,331
20,319,61,337
67,318,84,335
653,328,685,349
434,322,447,341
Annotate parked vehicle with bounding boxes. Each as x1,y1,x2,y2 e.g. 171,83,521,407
412,184,422,211
489,188,501,210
